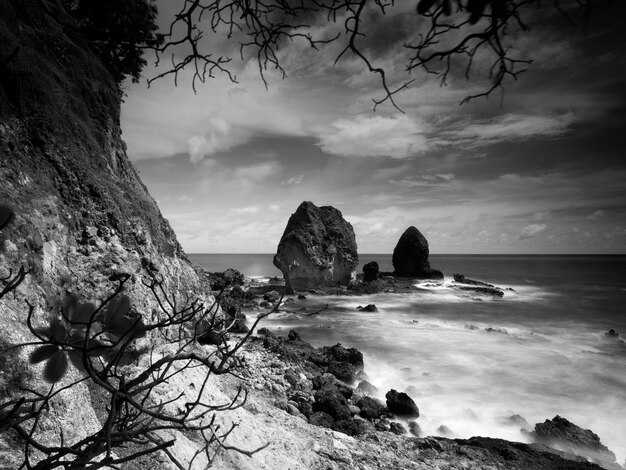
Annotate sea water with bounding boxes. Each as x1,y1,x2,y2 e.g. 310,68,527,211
190,254,626,463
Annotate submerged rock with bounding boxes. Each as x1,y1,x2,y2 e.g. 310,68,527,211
273,201,358,292
357,304,377,312
453,273,495,287
392,226,443,279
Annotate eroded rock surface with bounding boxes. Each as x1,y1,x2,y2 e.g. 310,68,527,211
392,226,443,279
274,201,358,292
529,415,620,470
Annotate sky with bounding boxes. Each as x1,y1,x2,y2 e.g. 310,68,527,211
120,1,626,254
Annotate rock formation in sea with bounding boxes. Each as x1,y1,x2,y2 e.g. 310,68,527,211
273,201,358,291
362,261,379,282
392,226,444,279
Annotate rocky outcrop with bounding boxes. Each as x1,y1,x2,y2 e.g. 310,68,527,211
362,261,379,282
529,415,620,470
273,201,358,292
392,226,443,279
385,389,420,418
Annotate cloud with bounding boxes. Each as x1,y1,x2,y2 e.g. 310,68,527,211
390,173,455,187
317,114,430,158
281,175,303,185
587,210,606,220
519,223,547,240
233,161,281,181
231,206,260,214
440,112,576,147
188,118,253,163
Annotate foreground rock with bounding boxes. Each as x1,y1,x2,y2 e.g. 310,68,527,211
273,201,358,292
392,226,443,279
205,337,610,470
528,415,621,470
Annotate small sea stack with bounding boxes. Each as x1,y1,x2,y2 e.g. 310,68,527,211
273,201,358,292
392,226,443,280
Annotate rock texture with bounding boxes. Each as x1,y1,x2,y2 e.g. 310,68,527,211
392,226,443,279
273,201,358,291
529,415,621,470
0,2,211,467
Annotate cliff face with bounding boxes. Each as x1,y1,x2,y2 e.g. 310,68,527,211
0,0,206,311
0,2,209,464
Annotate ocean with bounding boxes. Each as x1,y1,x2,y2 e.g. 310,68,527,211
190,253,626,463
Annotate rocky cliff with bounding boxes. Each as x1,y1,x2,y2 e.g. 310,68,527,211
0,2,210,466
0,0,207,318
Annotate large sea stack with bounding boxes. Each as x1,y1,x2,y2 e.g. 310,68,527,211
274,201,358,291
392,226,443,279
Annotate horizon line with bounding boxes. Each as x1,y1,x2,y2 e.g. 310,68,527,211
187,252,626,256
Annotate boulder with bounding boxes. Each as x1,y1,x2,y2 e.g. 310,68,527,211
332,419,360,436
309,411,334,428
356,380,378,396
530,415,619,469
362,261,379,282
408,421,421,437
385,389,419,418
390,422,406,435
209,268,245,290
392,226,443,279
313,388,352,421
356,396,387,420
357,304,377,312
273,201,358,291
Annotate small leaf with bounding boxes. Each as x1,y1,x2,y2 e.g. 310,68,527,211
67,350,84,371
417,0,438,15
43,350,69,383
63,296,78,322
50,317,67,342
0,205,15,231
103,295,131,326
467,0,489,24
105,315,146,343
74,302,96,324
442,0,452,16
34,326,53,340
29,345,60,364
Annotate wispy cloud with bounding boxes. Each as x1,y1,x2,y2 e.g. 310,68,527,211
188,118,253,163
317,114,429,158
439,112,576,147
390,173,455,187
519,223,547,240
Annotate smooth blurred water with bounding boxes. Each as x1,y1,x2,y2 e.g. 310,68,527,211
190,254,626,463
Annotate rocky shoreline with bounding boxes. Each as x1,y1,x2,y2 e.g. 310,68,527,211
204,327,622,470
203,269,623,470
